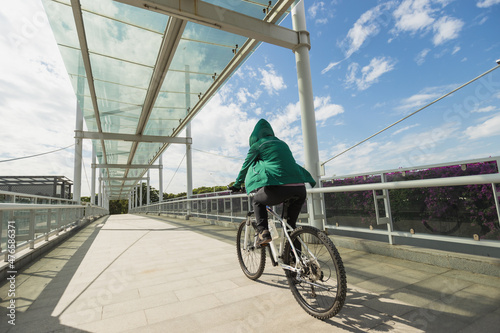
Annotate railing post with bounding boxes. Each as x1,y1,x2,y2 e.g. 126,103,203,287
0,211,3,254
56,209,62,235
492,183,500,228
46,209,51,241
29,209,35,249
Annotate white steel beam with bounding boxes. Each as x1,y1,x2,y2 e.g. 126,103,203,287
114,0,299,49
101,177,147,181
75,131,192,144
94,164,161,169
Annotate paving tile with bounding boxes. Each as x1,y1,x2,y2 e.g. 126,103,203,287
386,287,439,308
356,274,415,294
371,316,425,332
399,308,469,332
101,290,178,319
458,312,500,333
362,296,416,317
405,274,474,297
144,294,223,324
441,269,500,288
426,289,499,318
174,279,239,301
73,309,148,332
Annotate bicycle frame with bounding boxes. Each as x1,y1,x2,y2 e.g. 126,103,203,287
243,205,319,276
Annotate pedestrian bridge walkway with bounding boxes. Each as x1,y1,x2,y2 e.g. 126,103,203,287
1,214,499,332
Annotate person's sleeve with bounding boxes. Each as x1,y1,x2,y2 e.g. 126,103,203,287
299,165,316,188
234,145,259,188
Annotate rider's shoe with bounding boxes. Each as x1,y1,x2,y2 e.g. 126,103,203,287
256,229,272,247
288,256,300,284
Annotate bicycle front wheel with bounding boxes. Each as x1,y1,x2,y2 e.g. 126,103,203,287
236,220,266,280
283,226,347,320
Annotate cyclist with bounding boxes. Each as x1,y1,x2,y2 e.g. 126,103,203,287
229,119,316,246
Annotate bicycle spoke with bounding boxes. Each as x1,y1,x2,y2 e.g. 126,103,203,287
236,220,266,280
284,226,346,320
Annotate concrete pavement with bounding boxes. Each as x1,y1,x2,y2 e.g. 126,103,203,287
1,213,499,332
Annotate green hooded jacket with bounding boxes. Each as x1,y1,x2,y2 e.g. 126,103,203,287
233,119,316,193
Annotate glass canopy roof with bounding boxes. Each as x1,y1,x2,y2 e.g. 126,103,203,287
42,0,296,199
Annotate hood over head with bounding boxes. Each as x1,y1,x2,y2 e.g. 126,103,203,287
249,119,275,146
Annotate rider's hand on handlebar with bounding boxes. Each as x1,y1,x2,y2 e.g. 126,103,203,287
228,185,243,193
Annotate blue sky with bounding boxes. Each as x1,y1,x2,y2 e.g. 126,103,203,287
1,0,499,197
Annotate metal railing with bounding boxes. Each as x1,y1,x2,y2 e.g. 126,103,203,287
0,191,108,261
131,157,500,251
0,190,79,205
315,157,500,249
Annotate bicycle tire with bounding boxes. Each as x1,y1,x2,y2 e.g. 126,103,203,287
283,226,347,320
236,220,266,280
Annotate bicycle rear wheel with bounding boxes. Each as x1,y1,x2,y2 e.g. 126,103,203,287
236,220,266,280
283,226,347,320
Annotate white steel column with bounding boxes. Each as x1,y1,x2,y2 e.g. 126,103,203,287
292,1,323,229
159,155,163,203
185,65,193,217
73,102,83,203
98,170,102,206
133,185,136,209
139,181,143,206
147,170,151,205
91,145,96,205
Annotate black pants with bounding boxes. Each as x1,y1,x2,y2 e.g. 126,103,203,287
252,185,307,232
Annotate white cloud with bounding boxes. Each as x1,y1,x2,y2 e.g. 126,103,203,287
324,122,461,176
396,93,440,112
477,0,500,8
451,45,461,54
393,0,435,33
314,96,345,124
308,2,325,18
340,2,394,58
415,48,431,65
464,113,500,139
321,60,342,74
236,87,261,105
346,57,396,91
258,65,287,95
432,16,464,45
392,124,420,135
472,105,497,113
392,0,463,46
395,84,456,113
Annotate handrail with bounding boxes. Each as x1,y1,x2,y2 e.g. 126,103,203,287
0,203,87,210
310,173,500,193
0,189,77,202
321,155,500,180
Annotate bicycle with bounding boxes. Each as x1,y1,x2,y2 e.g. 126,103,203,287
235,192,347,320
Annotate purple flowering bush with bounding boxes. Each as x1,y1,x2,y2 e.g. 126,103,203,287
323,161,500,240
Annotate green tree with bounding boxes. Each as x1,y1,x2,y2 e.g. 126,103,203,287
109,199,128,214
